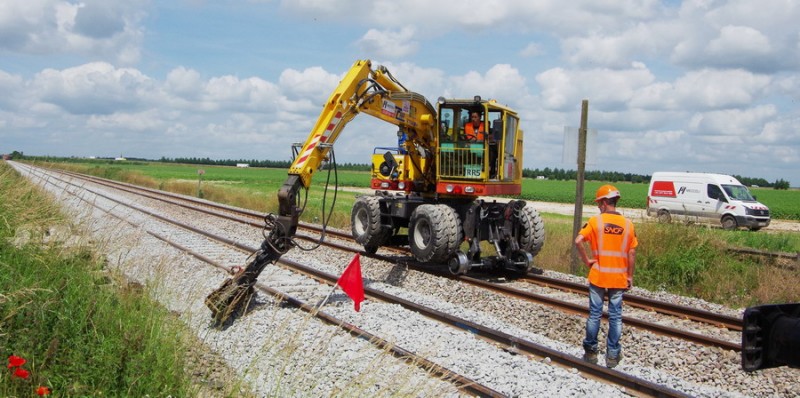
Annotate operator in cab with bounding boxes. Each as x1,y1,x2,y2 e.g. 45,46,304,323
464,112,485,141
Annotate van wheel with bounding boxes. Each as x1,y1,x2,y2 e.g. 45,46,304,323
657,210,671,223
721,215,737,230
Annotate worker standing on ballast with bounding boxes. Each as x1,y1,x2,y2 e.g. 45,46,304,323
575,185,638,368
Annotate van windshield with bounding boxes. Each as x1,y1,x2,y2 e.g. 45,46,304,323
722,184,755,201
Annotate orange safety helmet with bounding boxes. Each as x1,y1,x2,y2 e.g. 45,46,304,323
594,184,620,202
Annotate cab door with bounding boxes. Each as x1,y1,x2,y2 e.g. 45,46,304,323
703,184,728,219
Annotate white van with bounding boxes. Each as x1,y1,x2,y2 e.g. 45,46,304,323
647,172,771,231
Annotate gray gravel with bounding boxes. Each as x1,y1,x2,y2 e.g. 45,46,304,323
11,162,799,397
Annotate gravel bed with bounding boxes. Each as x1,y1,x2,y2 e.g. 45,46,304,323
12,162,800,397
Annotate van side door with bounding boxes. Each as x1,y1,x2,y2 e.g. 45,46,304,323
704,184,728,218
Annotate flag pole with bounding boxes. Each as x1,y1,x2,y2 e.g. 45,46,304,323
316,282,340,309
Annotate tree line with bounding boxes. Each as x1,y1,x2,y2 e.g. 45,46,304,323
3,151,791,189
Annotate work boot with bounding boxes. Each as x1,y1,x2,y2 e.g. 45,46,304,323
582,349,598,364
606,352,623,368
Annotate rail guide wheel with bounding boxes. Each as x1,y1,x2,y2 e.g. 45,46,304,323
507,250,534,275
448,252,470,275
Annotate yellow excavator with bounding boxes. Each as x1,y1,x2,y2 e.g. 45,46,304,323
206,59,545,323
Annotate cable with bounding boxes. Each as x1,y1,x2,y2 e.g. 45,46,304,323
292,147,339,252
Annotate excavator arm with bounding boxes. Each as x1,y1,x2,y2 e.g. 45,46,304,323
206,60,436,324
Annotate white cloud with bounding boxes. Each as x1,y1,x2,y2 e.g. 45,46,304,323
0,0,146,64
87,109,165,132
519,42,543,57
758,119,800,146
280,0,664,37
707,25,771,57
279,66,341,101
632,69,771,111
165,67,204,99
688,105,777,136
670,0,800,72
536,66,655,111
31,62,154,114
673,69,771,109
356,27,418,59
561,23,677,68
449,64,528,102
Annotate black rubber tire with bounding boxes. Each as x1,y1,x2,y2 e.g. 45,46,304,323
351,196,389,252
657,209,671,223
409,204,462,263
519,205,545,257
721,215,737,230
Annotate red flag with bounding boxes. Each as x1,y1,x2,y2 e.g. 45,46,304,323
338,253,364,311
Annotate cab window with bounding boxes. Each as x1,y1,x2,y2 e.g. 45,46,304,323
439,108,454,142
707,184,727,202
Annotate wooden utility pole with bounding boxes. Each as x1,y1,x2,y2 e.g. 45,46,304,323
570,100,589,274
197,169,205,198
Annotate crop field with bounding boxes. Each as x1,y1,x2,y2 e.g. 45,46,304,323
37,160,800,220
81,162,372,192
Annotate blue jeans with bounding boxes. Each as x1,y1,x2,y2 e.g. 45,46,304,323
583,283,624,359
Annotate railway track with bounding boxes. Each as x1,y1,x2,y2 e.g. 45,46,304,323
12,161,708,396
48,166,744,349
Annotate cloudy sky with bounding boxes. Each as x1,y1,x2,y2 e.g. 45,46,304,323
1,0,798,184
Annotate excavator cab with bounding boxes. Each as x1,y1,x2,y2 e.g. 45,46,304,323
434,96,523,197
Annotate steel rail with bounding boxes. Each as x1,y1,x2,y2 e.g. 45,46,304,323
520,273,743,331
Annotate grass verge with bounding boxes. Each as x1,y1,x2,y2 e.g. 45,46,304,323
0,162,231,397
539,217,800,307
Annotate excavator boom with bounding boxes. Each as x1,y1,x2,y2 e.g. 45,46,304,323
206,60,437,324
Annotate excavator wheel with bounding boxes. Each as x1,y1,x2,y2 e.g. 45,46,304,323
518,205,545,257
409,204,462,264
351,196,390,253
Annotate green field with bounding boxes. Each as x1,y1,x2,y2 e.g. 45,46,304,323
54,160,800,220
74,161,371,192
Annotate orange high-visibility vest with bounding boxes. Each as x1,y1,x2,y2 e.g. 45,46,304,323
579,212,638,289
465,123,485,141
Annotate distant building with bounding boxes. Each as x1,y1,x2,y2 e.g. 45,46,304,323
236,163,250,168
2,154,10,160
115,157,127,161
536,176,547,180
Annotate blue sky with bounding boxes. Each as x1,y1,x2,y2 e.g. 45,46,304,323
1,0,798,184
